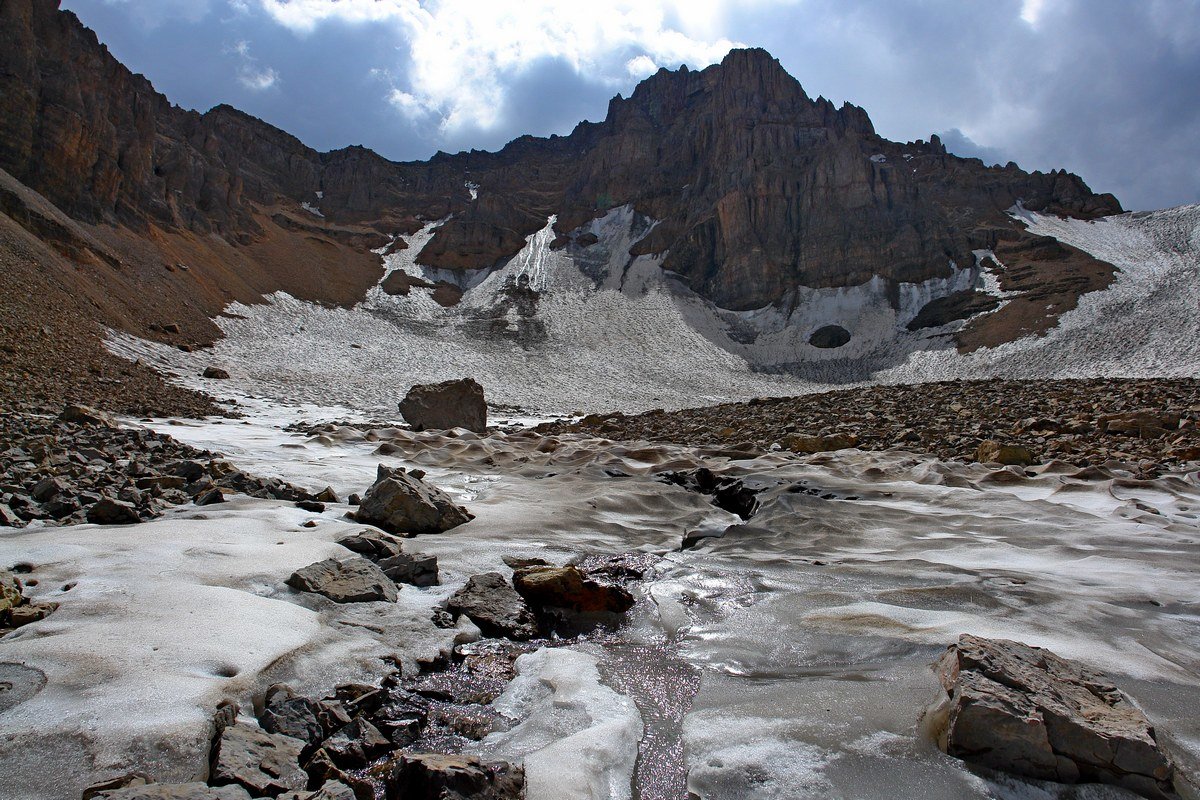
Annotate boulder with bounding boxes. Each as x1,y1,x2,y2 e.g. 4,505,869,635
930,634,1177,799
398,379,487,433
976,440,1036,466
355,465,472,535
87,497,142,525
210,721,308,797
0,570,23,615
512,565,634,613
446,573,538,640
378,552,439,587
203,366,231,379
377,753,524,800
286,558,398,603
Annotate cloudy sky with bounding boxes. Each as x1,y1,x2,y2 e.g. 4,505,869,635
63,0,1199,210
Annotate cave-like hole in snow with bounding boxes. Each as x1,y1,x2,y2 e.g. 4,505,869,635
809,324,851,348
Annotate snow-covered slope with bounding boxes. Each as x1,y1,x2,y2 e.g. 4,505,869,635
110,204,1200,415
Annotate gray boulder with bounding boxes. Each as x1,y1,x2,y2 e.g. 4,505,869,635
378,552,439,587
210,721,308,797
379,753,524,800
930,634,1177,799
446,573,537,640
286,558,398,603
398,379,487,433
355,465,472,535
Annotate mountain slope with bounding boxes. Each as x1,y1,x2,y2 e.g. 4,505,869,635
0,0,1161,415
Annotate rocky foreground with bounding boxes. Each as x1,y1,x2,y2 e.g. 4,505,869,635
540,378,1200,477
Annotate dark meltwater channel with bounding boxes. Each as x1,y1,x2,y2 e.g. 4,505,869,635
598,640,701,800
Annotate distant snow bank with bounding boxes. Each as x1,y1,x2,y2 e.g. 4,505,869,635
108,204,1200,415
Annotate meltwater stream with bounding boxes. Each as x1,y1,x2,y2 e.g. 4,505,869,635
12,398,1193,800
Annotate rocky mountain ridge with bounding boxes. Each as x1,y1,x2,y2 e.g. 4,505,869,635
0,0,1129,414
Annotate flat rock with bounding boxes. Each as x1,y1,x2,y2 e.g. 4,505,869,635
931,634,1177,799
91,784,251,800
60,404,117,427
286,558,398,603
337,530,404,561
377,753,524,800
446,573,538,640
355,465,472,535
512,565,634,613
210,720,308,797
398,378,487,433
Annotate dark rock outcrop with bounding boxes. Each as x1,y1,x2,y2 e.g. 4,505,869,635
355,465,472,535
930,634,1177,799
398,379,488,433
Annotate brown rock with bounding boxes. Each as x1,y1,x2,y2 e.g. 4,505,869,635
398,379,487,433
446,573,538,640
930,634,1177,799
203,366,230,379
784,433,859,454
377,753,524,800
512,565,634,613
976,440,1035,466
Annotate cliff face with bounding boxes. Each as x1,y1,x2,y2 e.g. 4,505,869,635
0,0,1121,343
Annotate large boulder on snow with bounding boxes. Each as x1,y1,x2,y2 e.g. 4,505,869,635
355,465,472,535
930,634,1177,799
398,378,487,433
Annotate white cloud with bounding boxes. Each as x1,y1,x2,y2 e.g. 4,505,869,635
226,38,279,91
251,0,758,132
1020,0,1048,26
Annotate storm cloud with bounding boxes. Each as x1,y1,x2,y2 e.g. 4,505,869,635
63,0,1200,209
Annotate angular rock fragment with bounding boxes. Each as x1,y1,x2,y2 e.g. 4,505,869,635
512,564,634,613
378,552,439,587
210,720,308,797
446,573,538,640
260,684,324,746
336,530,404,561
930,634,1177,799
376,753,524,800
321,717,390,769
286,558,398,603
277,780,357,800
355,465,472,535
87,497,142,525
398,378,487,433
203,367,231,379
